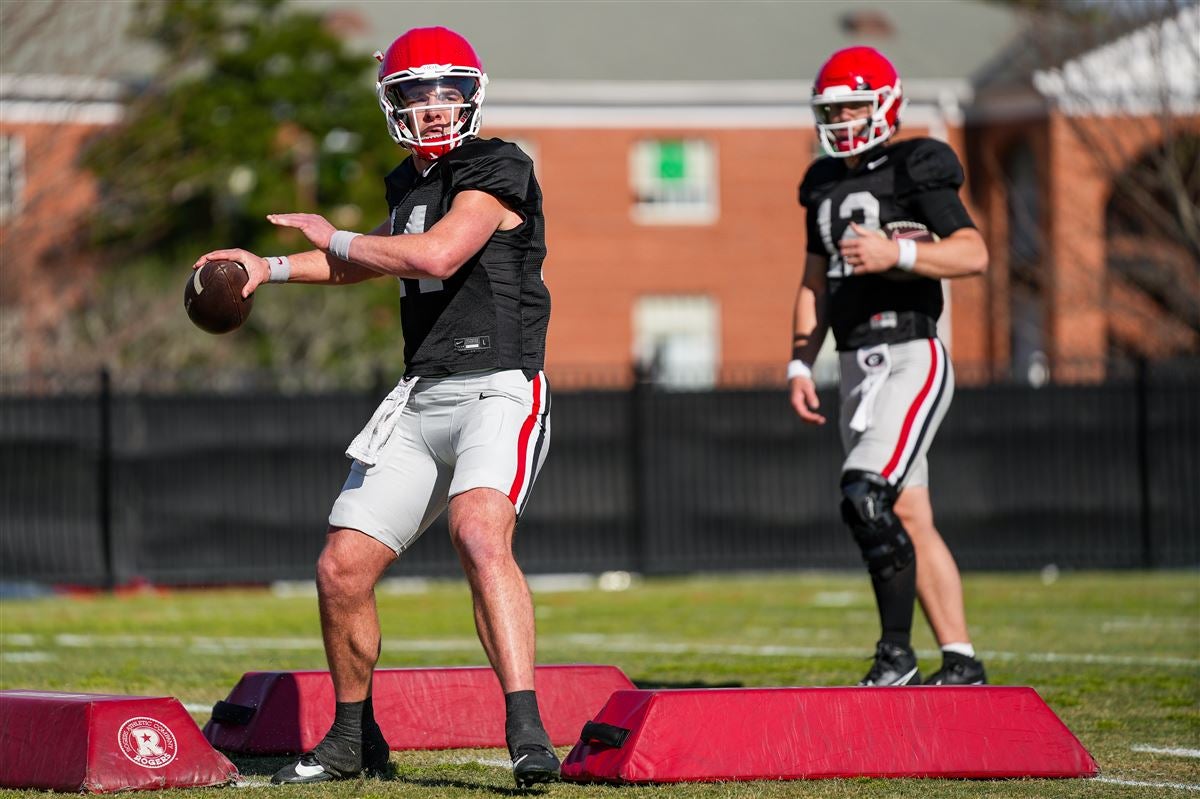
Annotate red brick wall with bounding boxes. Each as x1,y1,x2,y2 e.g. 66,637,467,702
969,111,1200,382
0,120,103,370
491,123,974,383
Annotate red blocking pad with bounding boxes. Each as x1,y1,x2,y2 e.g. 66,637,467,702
204,664,635,753
0,690,238,793
562,687,1099,782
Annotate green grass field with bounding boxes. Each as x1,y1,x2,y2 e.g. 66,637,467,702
1,571,1197,797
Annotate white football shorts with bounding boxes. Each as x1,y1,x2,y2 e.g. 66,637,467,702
328,368,551,554
839,337,954,489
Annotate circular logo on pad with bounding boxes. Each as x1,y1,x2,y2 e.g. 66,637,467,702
117,716,178,768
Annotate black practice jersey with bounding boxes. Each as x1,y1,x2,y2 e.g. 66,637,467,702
799,138,976,350
383,137,550,376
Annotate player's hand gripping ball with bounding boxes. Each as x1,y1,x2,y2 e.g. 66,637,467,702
184,260,254,334
878,221,938,281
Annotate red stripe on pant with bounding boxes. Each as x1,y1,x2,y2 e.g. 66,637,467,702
881,339,940,481
507,374,543,504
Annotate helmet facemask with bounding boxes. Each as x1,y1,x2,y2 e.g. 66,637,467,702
377,67,486,160
812,81,903,158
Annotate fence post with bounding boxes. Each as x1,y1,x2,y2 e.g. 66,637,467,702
629,365,652,574
98,368,116,590
1135,357,1153,568
372,367,387,400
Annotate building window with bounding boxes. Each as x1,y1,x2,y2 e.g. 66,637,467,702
630,139,717,225
633,295,720,389
0,135,25,222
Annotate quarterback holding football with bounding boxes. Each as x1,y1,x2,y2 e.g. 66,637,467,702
790,46,989,688
194,27,558,787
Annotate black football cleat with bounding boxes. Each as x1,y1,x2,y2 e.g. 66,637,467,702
925,651,988,685
271,752,345,784
272,727,390,785
512,743,561,788
857,641,922,686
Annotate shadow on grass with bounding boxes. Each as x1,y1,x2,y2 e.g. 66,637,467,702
227,755,398,779
227,754,292,777
394,774,551,796
227,755,548,794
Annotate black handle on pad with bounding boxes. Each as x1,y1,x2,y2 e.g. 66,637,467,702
580,720,630,748
210,700,255,725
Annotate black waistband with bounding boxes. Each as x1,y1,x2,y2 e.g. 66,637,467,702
840,312,938,351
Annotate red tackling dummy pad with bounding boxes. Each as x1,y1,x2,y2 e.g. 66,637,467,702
0,690,238,793
204,664,635,753
562,687,1099,782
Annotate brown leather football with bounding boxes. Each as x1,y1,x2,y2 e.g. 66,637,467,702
878,221,937,281
184,259,254,334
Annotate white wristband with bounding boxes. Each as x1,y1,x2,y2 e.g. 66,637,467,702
265,256,291,283
786,359,813,380
329,230,361,261
895,238,918,271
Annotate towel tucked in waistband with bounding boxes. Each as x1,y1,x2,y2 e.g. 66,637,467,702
345,376,420,467
848,344,891,434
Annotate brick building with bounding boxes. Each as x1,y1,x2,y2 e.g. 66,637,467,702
2,1,1195,384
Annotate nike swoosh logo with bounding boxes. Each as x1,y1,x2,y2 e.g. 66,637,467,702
513,754,529,767
293,762,326,778
867,156,888,170
898,667,919,684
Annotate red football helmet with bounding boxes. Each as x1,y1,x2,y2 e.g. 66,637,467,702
375,27,488,160
811,47,904,158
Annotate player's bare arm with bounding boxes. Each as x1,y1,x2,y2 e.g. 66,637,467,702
269,190,520,282
789,252,829,426
839,222,988,279
193,220,391,297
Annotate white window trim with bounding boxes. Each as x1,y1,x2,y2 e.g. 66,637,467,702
0,134,25,222
630,138,719,226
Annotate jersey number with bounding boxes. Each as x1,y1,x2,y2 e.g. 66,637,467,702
397,205,444,296
818,191,880,278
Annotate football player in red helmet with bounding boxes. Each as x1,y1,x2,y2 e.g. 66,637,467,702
811,45,904,159
194,27,558,787
375,25,488,160
790,47,990,688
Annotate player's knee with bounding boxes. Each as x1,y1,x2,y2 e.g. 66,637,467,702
450,518,514,573
316,545,368,598
839,470,913,580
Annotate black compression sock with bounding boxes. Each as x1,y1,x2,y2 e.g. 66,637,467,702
872,558,917,650
362,695,379,733
504,690,552,756
312,700,365,774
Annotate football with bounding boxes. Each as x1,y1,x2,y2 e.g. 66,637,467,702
184,260,254,334
878,221,937,281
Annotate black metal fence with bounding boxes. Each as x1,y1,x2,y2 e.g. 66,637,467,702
1,361,1197,587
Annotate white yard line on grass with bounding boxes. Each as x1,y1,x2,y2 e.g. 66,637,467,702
0,651,54,662
4,632,1197,669
552,634,1200,669
986,650,1200,668
1101,616,1198,632
456,756,513,769
811,591,863,607
1096,776,1200,792
1132,745,1200,758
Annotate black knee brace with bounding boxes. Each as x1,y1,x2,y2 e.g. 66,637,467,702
840,470,913,581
